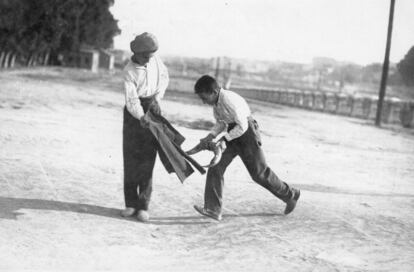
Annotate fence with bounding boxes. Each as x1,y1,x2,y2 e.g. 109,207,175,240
231,87,414,128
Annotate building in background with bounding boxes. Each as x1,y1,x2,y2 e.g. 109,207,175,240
111,49,131,68
99,49,115,70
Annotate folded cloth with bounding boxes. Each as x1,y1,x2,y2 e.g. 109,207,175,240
144,111,205,183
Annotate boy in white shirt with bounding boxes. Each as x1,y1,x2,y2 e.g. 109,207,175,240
121,32,169,222
193,75,300,221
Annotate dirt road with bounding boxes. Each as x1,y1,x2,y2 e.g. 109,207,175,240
1,67,413,271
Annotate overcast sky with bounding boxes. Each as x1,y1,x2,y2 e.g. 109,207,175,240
111,0,413,65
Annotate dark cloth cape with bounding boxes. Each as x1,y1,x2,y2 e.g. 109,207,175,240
144,111,205,182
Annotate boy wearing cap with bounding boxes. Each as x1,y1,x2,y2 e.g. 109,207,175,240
193,75,300,221
121,32,169,222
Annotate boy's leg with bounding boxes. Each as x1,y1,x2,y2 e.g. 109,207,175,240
123,108,141,209
136,145,157,211
238,121,293,202
203,144,238,215
123,107,157,211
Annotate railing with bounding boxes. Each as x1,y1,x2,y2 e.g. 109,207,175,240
232,87,414,128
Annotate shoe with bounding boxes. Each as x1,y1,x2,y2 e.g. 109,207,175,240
284,189,300,215
194,205,222,221
137,210,150,222
121,207,136,217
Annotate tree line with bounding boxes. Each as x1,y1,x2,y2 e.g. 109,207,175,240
268,48,414,89
397,46,414,86
0,0,120,68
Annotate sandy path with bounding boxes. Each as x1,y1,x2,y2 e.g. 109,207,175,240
0,67,413,271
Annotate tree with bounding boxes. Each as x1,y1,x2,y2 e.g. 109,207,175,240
397,46,414,86
330,64,361,90
0,0,120,67
361,63,382,84
387,65,404,86
80,0,121,49
0,0,30,66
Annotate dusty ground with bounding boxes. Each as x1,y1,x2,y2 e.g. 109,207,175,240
0,67,413,272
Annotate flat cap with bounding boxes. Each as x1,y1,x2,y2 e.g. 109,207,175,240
130,32,159,53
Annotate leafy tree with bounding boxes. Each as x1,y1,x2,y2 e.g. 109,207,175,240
0,0,30,61
387,65,404,86
0,0,120,66
397,46,414,86
56,0,120,52
361,63,382,84
330,64,361,90
80,0,121,49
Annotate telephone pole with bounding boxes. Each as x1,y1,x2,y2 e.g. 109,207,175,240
375,0,395,126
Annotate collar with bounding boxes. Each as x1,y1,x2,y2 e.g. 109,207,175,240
132,62,147,69
215,88,224,106
130,57,152,69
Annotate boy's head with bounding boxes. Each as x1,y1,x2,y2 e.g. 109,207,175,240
194,75,220,105
130,32,158,65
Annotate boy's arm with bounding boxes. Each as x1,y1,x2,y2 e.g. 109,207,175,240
124,71,145,120
222,98,249,141
200,111,227,146
209,120,227,138
154,58,169,101
224,117,249,141
199,121,227,150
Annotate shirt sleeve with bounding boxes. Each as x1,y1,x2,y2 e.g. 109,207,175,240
124,71,144,119
210,116,227,137
155,58,169,102
223,97,249,141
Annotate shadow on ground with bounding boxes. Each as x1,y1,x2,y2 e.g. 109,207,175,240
292,183,414,198
150,212,282,225
0,196,209,225
0,197,281,225
0,196,128,221
168,118,214,130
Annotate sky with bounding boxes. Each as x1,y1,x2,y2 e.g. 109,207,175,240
111,0,413,65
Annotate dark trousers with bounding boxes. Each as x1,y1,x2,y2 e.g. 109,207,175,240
204,118,293,214
123,107,157,211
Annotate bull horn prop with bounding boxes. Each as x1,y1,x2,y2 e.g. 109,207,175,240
186,140,226,168
186,143,204,155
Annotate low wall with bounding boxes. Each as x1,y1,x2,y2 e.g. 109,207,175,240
232,87,414,128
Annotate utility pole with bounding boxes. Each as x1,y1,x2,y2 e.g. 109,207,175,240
375,0,395,126
214,56,221,81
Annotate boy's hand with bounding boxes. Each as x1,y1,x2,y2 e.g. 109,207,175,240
198,140,211,150
205,141,217,151
204,138,226,151
140,116,150,128
199,134,215,150
200,134,215,143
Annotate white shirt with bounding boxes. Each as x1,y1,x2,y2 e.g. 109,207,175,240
211,89,252,141
123,55,169,119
